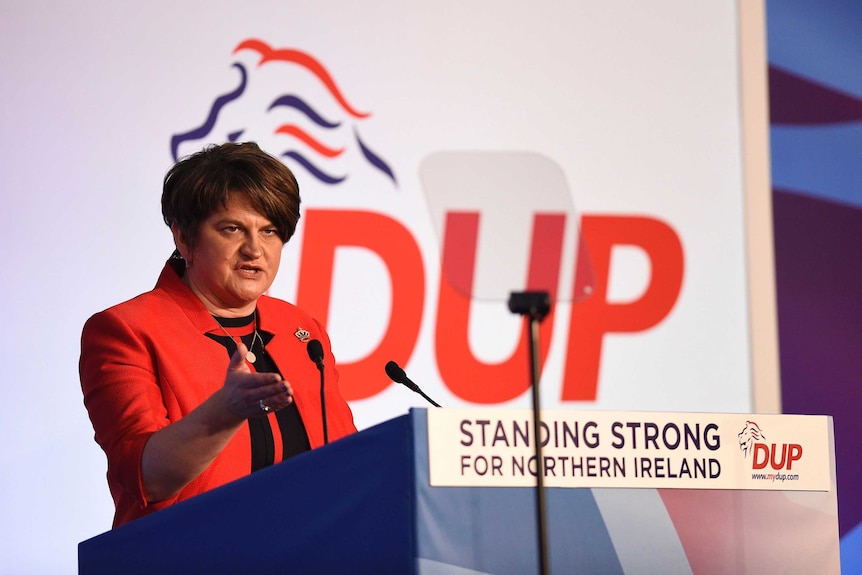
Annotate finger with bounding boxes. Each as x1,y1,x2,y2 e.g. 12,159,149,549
228,343,251,373
257,378,294,411
236,372,284,391
255,377,292,399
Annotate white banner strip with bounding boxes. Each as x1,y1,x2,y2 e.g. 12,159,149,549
427,409,832,491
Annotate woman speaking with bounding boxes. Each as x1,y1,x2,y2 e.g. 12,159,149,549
80,142,356,527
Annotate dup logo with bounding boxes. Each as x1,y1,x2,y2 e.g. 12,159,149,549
167,38,687,405
738,421,803,471
169,38,397,188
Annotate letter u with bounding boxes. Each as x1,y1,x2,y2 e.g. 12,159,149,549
770,443,787,470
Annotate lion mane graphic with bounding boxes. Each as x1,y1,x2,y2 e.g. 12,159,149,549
737,420,765,458
170,38,396,187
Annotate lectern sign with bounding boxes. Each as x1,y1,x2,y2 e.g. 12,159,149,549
426,409,832,491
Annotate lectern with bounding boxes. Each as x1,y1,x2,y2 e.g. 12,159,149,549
79,408,840,574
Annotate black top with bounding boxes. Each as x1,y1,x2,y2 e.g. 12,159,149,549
207,312,311,472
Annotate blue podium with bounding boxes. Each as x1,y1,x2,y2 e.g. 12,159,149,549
79,409,840,574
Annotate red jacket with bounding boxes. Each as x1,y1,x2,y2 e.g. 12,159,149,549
80,261,357,527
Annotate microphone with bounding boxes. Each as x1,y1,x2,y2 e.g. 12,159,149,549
306,339,328,444
385,361,442,408
307,339,324,367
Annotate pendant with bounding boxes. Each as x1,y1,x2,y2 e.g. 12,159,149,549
246,350,257,363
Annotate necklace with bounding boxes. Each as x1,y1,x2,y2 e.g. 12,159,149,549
215,311,263,363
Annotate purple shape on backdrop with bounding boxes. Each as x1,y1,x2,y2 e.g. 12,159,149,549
268,94,342,129
354,128,397,185
281,151,346,185
770,65,862,125
773,188,862,536
170,63,248,161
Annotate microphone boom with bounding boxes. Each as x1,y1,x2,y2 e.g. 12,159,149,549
385,361,441,408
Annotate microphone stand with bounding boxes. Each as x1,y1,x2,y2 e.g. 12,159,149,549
317,361,328,444
307,340,328,445
508,291,551,575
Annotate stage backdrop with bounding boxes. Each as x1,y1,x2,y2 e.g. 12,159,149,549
0,1,775,573
766,0,862,569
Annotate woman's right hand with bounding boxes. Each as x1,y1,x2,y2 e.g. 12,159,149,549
221,343,294,420
142,343,294,502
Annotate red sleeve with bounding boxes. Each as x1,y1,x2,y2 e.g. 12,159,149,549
79,309,175,516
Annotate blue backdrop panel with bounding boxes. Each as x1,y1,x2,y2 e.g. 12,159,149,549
766,0,862,569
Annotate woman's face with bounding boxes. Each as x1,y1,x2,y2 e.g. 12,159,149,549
174,193,283,317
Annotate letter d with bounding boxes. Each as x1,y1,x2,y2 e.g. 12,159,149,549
752,442,769,469
297,209,425,400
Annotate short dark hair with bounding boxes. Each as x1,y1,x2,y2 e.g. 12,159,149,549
162,142,301,247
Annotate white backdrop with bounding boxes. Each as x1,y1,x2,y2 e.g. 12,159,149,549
0,1,771,572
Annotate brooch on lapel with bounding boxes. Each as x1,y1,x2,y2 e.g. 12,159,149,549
294,327,311,343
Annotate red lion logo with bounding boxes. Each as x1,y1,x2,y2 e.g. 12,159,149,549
170,39,396,188
737,420,765,458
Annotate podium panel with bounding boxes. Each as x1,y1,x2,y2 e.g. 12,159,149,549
79,409,840,574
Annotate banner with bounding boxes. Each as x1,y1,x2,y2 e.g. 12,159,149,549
428,409,832,490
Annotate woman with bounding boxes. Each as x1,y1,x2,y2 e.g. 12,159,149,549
80,142,356,527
